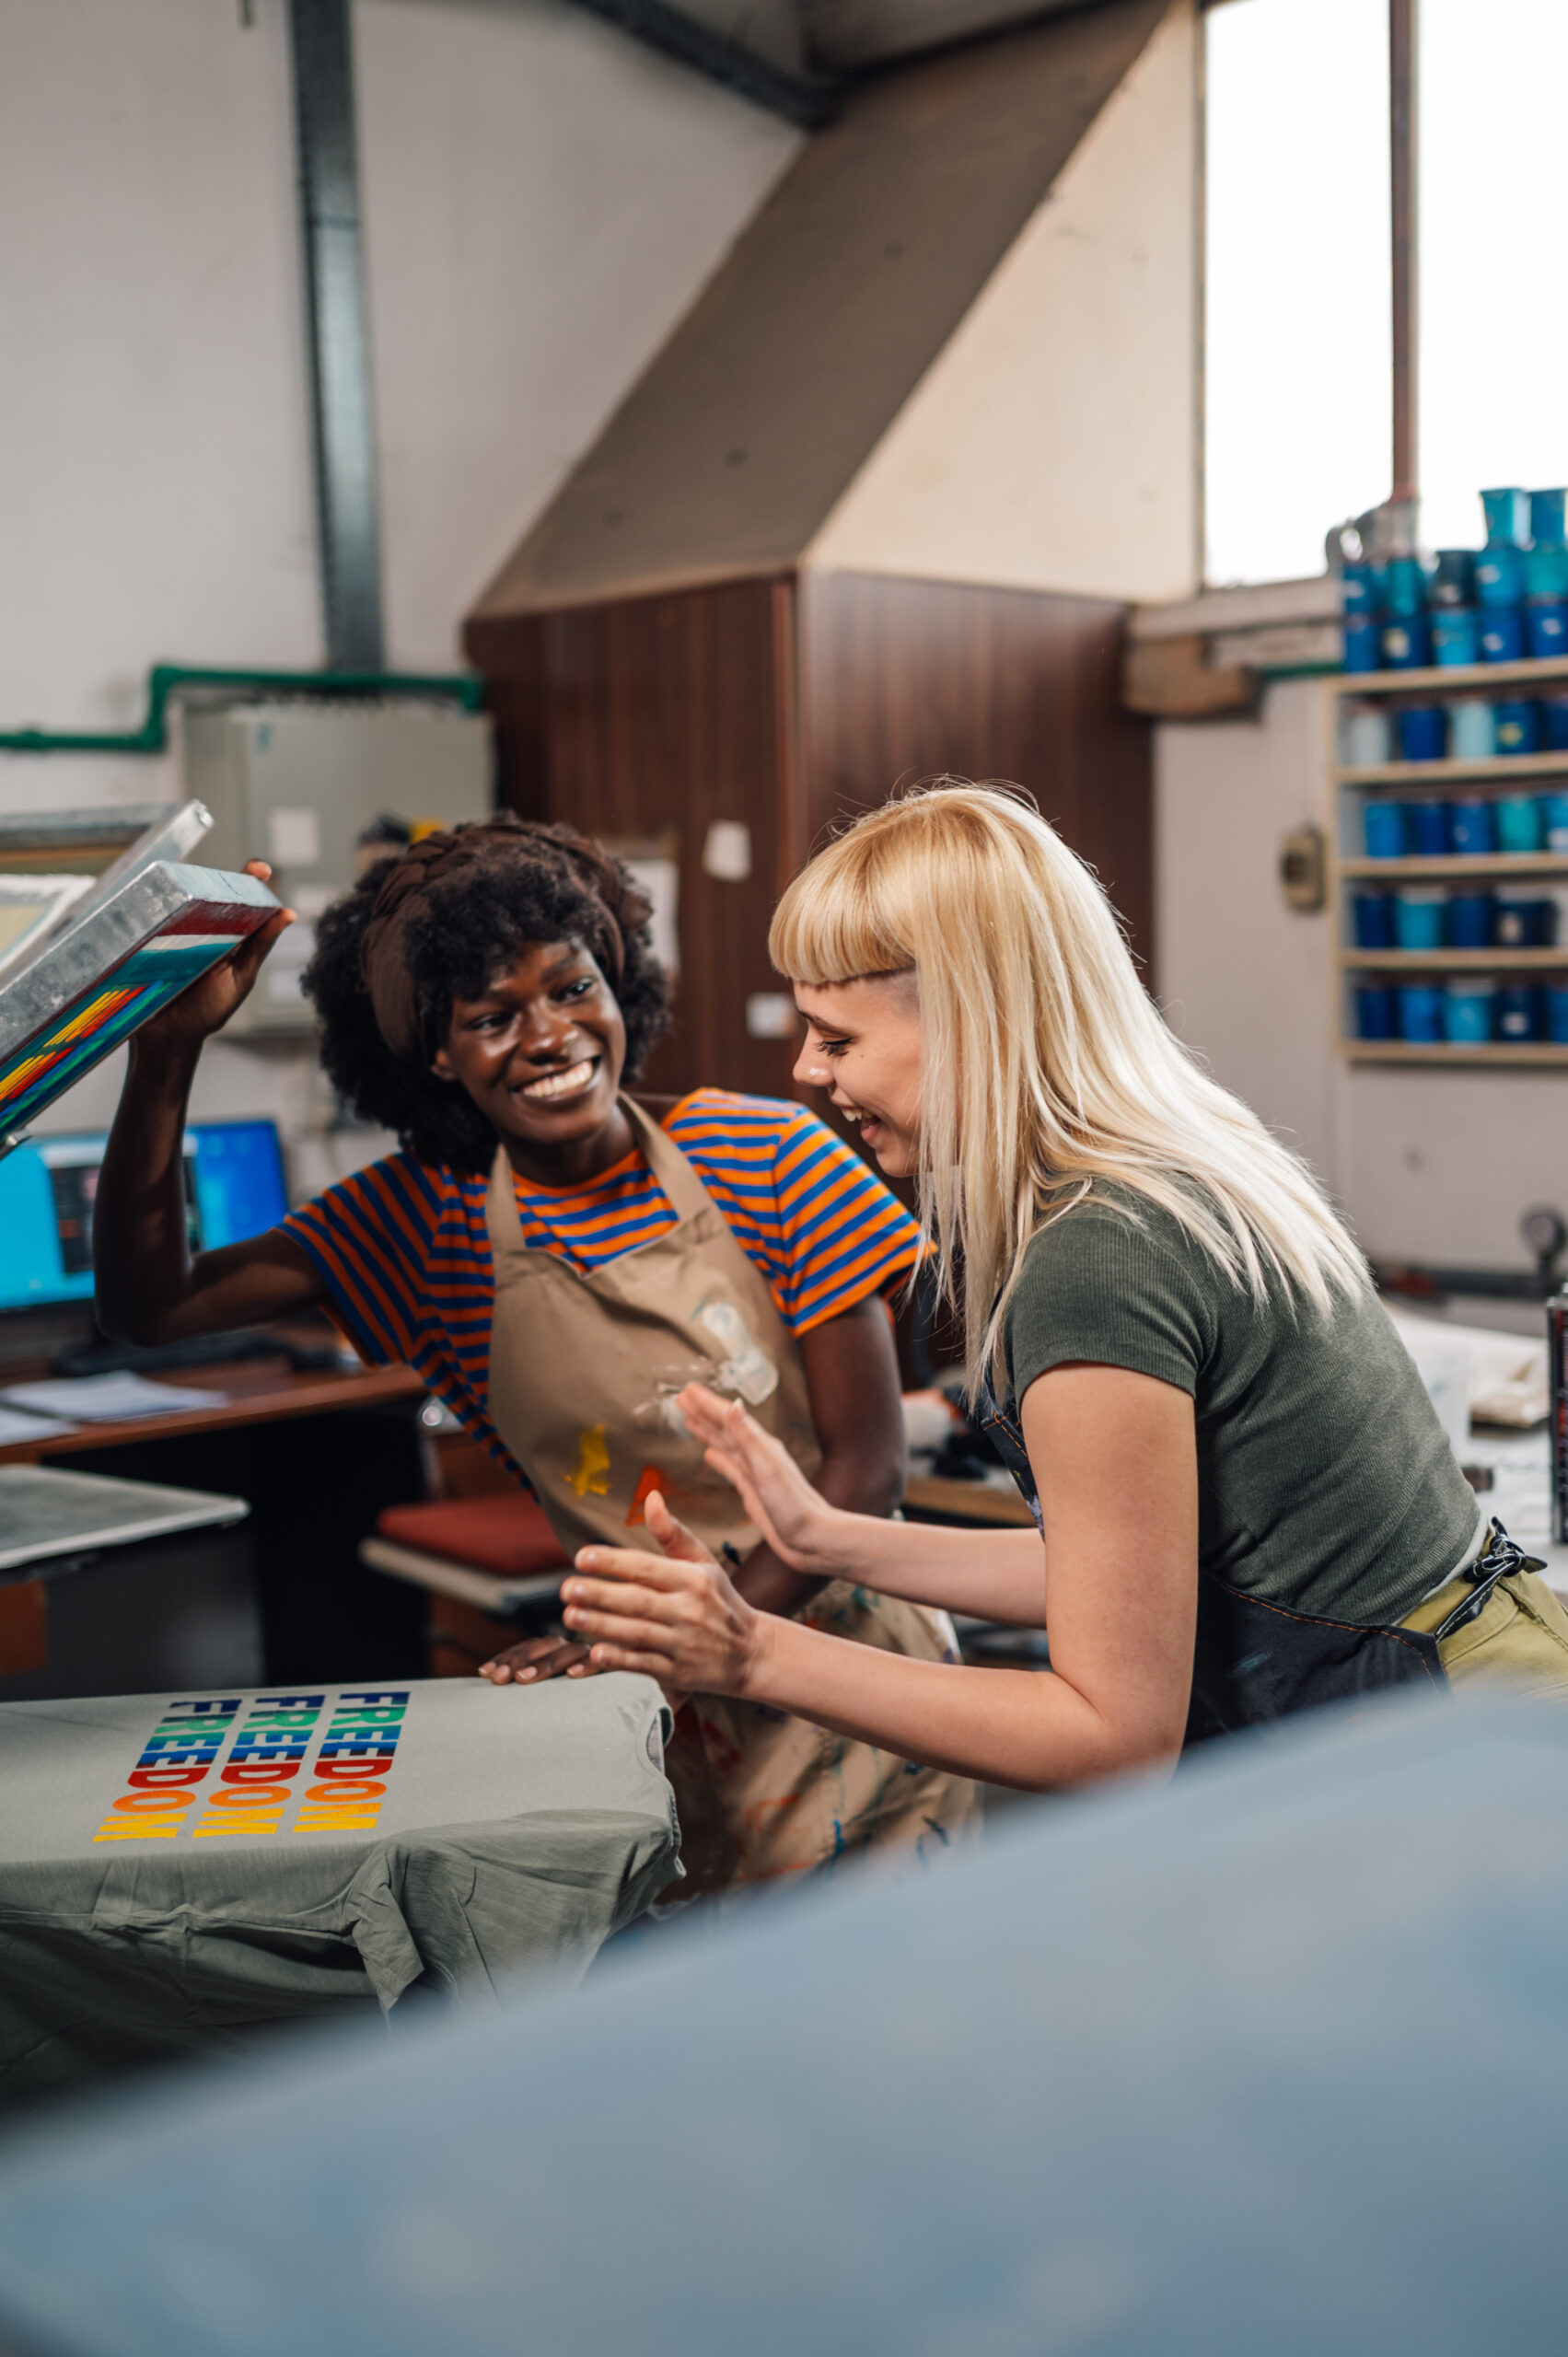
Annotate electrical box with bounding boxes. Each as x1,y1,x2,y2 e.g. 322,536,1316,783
181,702,491,1034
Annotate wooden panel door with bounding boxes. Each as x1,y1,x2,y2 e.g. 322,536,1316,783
467,577,799,1101
794,569,1155,979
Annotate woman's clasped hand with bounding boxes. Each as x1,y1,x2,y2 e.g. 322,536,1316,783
558,1384,819,1694
562,1496,754,1696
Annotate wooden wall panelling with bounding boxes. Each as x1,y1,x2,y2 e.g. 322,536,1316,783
467,578,800,1103
793,569,1155,980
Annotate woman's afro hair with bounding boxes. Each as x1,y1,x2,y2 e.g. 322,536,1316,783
302,813,670,1171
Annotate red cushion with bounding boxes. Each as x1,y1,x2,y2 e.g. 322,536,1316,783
376,1494,570,1577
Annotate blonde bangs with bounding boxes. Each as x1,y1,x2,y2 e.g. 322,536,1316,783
768,823,916,985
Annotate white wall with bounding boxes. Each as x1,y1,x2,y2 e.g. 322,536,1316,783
0,0,800,815
354,0,802,668
0,0,798,1148
1157,683,1568,1272
806,0,1198,603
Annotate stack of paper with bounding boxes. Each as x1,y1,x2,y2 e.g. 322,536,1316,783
0,1375,228,1424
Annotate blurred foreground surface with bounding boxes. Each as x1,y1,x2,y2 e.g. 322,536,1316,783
0,1690,1564,2354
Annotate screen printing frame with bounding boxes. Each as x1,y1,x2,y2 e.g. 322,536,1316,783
0,861,279,1158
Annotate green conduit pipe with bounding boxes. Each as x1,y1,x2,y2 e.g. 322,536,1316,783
0,664,484,756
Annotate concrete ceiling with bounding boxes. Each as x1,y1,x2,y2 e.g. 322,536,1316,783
563,0,1136,124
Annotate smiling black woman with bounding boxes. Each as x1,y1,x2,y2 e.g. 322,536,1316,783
91,814,978,1888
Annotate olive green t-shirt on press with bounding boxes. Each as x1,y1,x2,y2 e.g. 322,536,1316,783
1003,1185,1481,1628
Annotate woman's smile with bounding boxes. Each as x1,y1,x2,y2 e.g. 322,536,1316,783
517,1054,600,1105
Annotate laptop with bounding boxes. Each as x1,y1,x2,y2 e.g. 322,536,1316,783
0,1120,289,1315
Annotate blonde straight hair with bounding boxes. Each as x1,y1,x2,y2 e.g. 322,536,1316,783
770,782,1368,1395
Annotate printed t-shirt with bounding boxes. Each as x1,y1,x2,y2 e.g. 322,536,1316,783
1002,1182,1480,1627
282,1088,921,1480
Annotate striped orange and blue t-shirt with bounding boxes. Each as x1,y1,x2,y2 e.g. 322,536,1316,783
281,1089,922,1479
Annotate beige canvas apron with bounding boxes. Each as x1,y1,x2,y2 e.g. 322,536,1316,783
484,1097,979,1886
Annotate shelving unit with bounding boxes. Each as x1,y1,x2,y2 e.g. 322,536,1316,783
1328,655,1568,1067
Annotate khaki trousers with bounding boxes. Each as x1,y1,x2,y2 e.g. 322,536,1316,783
1402,1567,1568,1700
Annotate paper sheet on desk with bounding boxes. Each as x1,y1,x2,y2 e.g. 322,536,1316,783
1384,1306,1549,1428
0,1406,76,1443
0,1375,228,1422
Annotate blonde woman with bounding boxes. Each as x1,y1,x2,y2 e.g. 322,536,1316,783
555,784,1568,1789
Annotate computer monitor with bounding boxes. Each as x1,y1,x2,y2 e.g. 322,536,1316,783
0,1120,289,1314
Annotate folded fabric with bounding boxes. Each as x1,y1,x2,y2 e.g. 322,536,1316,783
1385,1306,1549,1429
375,1492,570,1575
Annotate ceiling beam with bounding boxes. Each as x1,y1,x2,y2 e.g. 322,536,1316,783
561,0,839,126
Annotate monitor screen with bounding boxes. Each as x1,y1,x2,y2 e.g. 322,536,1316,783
0,1120,289,1313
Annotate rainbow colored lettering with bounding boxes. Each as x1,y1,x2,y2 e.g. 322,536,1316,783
189,1692,327,1838
91,1695,242,1840
295,1689,409,1834
90,1688,410,1842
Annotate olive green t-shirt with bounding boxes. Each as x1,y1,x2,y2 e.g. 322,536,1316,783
1003,1186,1481,1626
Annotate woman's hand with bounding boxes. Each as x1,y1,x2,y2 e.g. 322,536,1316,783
561,1489,766,1700
677,1383,850,1579
134,859,294,1058
476,1631,594,1686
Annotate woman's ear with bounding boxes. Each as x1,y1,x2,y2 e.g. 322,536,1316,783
429,1043,458,1084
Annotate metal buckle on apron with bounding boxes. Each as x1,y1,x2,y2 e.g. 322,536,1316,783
1432,1519,1546,1643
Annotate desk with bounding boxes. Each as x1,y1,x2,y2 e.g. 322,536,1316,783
0,1329,430,1697
903,1472,1035,1528
0,1346,423,1466
0,1673,679,2111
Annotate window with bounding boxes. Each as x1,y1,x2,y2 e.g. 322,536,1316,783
1204,0,1568,586
1204,0,1389,586
1419,0,1568,552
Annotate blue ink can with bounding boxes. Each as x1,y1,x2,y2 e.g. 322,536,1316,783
1448,893,1494,949
1495,893,1553,946
1395,889,1446,950
1445,980,1495,1044
1547,983,1568,1045
1527,602,1568,658
1480,610,1526,662
1352,892,1397,949
1493,700,1540,755
1407,799,1449,854
1448,700,1495,761
1363,801,1407,858
1495,982,1543,1041
1383,557,1428,617
1525,544,1568,598
1398,983,1446,1043
1481,487,1530,548
1432,609,1479,666
1530,488,1567,549
1431,550,1477,607
1495,793,1543,853
1340,563,1381,615
1356,984,1397,1040
1397,704,1446,761
1380,616,1430,669
1342,615,1381,673
1475,546,1527,607
1449,798,1499,855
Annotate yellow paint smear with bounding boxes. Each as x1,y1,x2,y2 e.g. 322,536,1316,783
567,1422,611,1498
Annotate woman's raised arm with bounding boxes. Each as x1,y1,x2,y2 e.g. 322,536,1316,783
680,1383,1050,1626
94,863,325,1345
563,1364,1198,1792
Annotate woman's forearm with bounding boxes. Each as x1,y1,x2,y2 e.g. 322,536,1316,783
806,1512,1048,1625
745,1612,1169,1791
96,1039,323,1342
95,1039,203,1341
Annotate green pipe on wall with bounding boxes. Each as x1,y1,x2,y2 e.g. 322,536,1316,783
0,664,484,755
